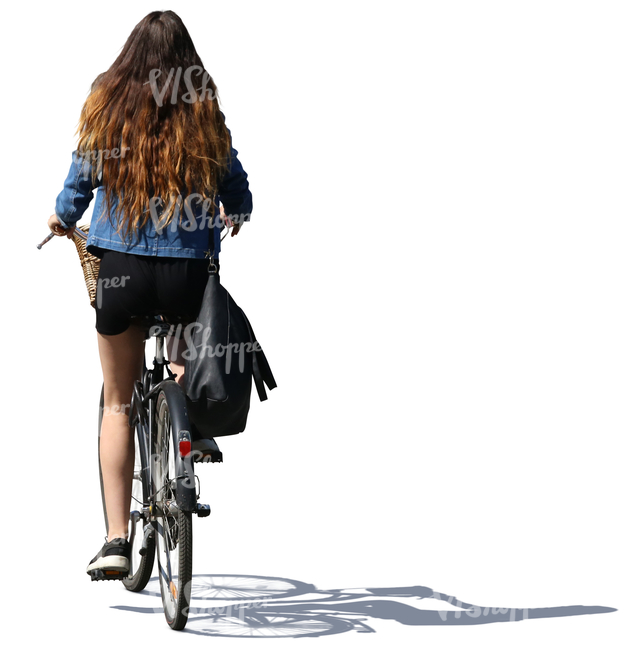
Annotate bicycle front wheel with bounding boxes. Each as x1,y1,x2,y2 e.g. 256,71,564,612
122,424,156,592
153,386,193,630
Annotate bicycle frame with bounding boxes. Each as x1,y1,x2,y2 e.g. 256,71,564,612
129,328,198,525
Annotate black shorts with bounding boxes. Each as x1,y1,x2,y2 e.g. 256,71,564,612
95,250,217,336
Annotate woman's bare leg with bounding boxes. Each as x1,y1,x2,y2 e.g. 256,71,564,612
166,326,188,389
97,325,146,542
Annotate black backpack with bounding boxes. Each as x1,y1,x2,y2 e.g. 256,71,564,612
184,269,277,437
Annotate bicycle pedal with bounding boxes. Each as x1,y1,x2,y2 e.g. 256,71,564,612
196,503,211,517
191,438,223,463
138,523,155,556
89,568,129,581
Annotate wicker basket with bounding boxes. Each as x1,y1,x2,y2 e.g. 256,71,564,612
71,225,100,308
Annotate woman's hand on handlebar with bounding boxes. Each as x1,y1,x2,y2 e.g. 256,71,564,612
220,205,241,237
48,213,75,239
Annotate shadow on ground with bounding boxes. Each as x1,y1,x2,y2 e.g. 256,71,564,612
112,574,617,637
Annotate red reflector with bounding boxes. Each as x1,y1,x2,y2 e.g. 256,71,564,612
179,440,192,457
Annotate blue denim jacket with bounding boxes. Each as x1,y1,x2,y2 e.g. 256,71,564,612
55,121,252,260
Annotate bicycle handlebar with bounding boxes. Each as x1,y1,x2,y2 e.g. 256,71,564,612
36,232,56,249
38,222,230,249
37,227,86,249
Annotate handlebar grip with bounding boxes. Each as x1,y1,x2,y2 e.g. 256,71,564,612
37,226,85,249
36,232,55,249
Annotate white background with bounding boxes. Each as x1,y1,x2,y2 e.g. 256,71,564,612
2,0,625,646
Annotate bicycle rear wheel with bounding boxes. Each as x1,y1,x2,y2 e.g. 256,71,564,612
153,387,193,630
98,382,156,590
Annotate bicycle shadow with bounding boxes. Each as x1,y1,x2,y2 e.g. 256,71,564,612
111,574,617,637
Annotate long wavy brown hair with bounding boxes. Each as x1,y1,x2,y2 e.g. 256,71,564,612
76,10,231,240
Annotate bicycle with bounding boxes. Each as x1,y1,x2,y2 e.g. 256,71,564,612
96,313,222,631
38,225,262,631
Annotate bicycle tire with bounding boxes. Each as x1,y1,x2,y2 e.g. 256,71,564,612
97,381,156,591
97,385,108,533
153,386,194,630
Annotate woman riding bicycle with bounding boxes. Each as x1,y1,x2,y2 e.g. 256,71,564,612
46,10,253,578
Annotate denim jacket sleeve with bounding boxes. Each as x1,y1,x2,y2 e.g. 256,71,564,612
218,114,253,224
55,150,102,229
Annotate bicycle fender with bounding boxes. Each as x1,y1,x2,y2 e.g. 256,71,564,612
158,381,198,513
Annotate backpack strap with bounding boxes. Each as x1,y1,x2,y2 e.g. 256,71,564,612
242,311,277,402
